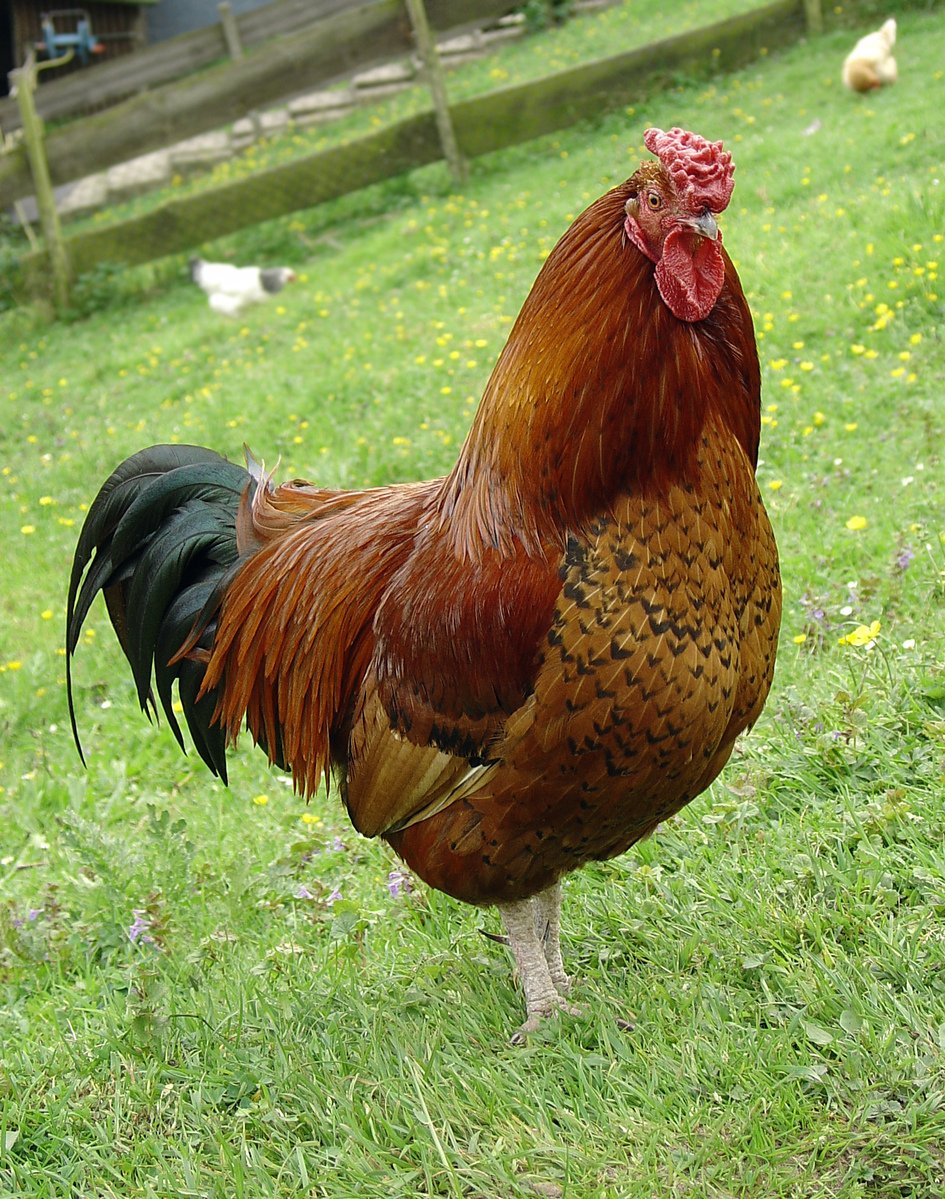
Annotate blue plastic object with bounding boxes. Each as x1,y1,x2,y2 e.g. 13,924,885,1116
38,9,103,66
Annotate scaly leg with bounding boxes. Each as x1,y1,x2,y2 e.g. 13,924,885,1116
498,890,580,1042
534,879,571,996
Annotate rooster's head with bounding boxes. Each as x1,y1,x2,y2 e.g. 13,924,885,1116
624,127,735,323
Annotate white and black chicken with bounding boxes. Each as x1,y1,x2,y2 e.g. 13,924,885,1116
189,257,297,316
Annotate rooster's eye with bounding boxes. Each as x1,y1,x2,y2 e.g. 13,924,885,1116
647,192,662,210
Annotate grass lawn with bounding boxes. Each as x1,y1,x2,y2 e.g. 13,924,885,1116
2,3,945,1196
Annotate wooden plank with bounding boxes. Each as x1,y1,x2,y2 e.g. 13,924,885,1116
31,0,805,289
0,0,520,134
451,0,805,156
0,0,410,207
406,0,467,184
0,0,519,204
0,26,227,129
57,112,443,277
235,0,362,44
11,61,71,310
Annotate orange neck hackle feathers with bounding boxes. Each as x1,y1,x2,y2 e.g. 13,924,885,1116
439,129,759,561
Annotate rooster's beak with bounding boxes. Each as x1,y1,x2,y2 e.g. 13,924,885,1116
689,210,719,240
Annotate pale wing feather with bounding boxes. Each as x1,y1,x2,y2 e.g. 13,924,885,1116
345,689,500,836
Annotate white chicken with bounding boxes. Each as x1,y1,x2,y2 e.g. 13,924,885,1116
842,17,897,93
189,257,297,316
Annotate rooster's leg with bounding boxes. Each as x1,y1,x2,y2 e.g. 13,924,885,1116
499,893,580,1042
534,880,571,995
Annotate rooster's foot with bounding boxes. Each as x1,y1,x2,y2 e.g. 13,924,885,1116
511,994,585,1045
548,966,574,997
500,884,582,1042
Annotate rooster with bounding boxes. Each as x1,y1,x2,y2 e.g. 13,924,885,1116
842,17,897,93
68,127,781,1038
189,257,296,316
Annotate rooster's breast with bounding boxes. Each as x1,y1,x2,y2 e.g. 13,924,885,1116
388,423,780,906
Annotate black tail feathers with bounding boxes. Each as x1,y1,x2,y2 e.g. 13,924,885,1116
66,444,255,781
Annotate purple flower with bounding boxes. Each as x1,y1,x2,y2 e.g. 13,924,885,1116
295,884,315,900
331,836,346,853
127,909,154,944
13,908,42,928
387,868,413,899
326,887,342,906
896,547,915,571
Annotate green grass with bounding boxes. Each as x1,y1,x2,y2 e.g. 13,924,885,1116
2,3,945,1196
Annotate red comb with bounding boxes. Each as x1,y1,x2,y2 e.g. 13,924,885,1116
643,127,735,213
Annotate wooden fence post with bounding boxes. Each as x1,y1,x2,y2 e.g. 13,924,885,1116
404,0,467,186
11,55,70,310
803,0,822,35
218,2,244,61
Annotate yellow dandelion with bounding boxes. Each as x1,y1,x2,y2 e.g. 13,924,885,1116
845,515,868,531
252,794,269,806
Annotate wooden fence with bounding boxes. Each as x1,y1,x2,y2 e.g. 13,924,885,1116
0,0,515,133
18,0,809,292
0,0,520,210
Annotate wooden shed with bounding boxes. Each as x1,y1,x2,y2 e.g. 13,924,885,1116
2,1,157,95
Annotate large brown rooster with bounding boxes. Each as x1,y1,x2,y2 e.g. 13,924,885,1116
67,127,781,1038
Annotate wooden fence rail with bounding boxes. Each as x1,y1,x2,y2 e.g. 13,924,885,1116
0,0,512,134
20,0,806,289
0,0,518,210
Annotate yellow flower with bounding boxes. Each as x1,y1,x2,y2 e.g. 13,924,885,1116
20,525,35,535
768,480,783,491
838,620,881,648
301,812,322,826
792,633,807,645
252,794,269,806
845,515,868,531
